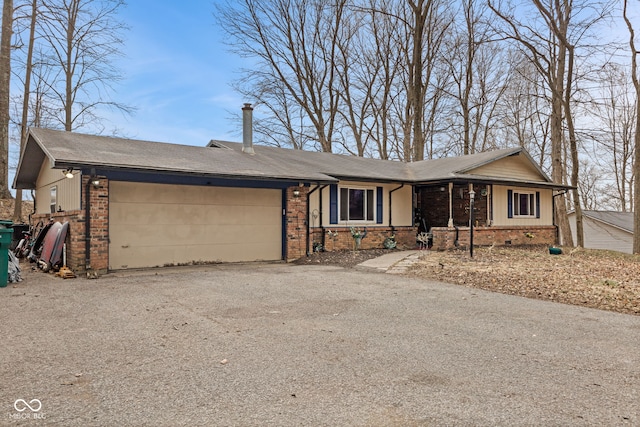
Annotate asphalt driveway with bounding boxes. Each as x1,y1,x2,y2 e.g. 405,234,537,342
1,263,639,426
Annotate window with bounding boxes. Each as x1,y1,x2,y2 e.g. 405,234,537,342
340,187,374,221
514,192,534,216
50,186,57,214
510,190,539,217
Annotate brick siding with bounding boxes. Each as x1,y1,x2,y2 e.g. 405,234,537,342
31,175,109,275
285,186,308,261
431,225,557,251
417,184,489,228
315,226,417,252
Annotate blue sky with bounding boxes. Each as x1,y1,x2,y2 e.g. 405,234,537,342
105,0,250,147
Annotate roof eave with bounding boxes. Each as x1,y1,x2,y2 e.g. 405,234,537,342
326,174,413,184
414,174,574,190
12,129,57,190
79,164,338,185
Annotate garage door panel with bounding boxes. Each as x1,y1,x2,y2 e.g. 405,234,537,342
111,204,281,226
109,182,283,270
110,203,209,225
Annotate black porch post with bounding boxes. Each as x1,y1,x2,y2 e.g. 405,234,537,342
469,189,475,258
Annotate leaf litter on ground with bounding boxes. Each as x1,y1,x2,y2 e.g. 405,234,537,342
406,245,640,316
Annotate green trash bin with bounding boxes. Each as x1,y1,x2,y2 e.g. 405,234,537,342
0,221,13,287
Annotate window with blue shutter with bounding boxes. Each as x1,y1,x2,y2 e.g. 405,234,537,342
376,187,383,224
509,189,539,218
329,184,338,224
332,185,379,223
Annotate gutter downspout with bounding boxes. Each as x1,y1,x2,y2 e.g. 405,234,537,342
306,184,322,256
388,184,404,232
85,173,92,271
318,184,328,250
552,190,567,245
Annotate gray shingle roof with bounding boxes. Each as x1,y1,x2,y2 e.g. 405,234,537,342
209,140,413,182
582,210,634,233
14,128,562,190
15,128,335,189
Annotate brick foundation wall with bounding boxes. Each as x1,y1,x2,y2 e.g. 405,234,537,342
312,226,417,252
431,225,557,251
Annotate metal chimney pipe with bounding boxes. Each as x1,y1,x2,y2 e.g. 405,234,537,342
242,103,255,155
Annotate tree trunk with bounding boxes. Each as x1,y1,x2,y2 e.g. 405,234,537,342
0,0,14,200
550,52,573,247
13,0,37,222
564,44,584,247
623,0,640,253
410,0,427,162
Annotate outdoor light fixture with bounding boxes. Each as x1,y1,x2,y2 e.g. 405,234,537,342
63,168,74,179
91,178,100,188
293,189,301,198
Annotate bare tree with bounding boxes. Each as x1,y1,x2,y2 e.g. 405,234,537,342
445,0,508,155
218,0,347,153
333,5,370,156
37,0,128,131
0,0,14,199
402,0,453,161
499,52,552,168
534,0,587,247
589,63,636,212
623,0,640,253
578,160,601,210
489,0,612,247
358,1,405,160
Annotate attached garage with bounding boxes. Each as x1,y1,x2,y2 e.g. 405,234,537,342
109,181,283,270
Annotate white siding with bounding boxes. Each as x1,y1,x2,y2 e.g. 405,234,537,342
569,214,633,254
492,185,553,226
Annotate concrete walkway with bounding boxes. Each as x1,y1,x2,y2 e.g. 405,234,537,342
356,249,427,273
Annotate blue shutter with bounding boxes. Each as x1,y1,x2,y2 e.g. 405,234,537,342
376,187,383,224
535,191,540,219
507,189,513,218
329,184,338,224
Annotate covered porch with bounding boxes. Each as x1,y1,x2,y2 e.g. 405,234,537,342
415,181,558,250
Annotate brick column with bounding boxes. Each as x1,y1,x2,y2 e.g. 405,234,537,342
285,186,308,261
82,175,109,274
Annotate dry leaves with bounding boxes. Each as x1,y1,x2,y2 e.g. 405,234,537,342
407,246,640,316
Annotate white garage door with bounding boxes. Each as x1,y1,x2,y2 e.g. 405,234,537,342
109,182,283,270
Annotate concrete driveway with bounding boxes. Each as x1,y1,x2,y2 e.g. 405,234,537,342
1,263,638,426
